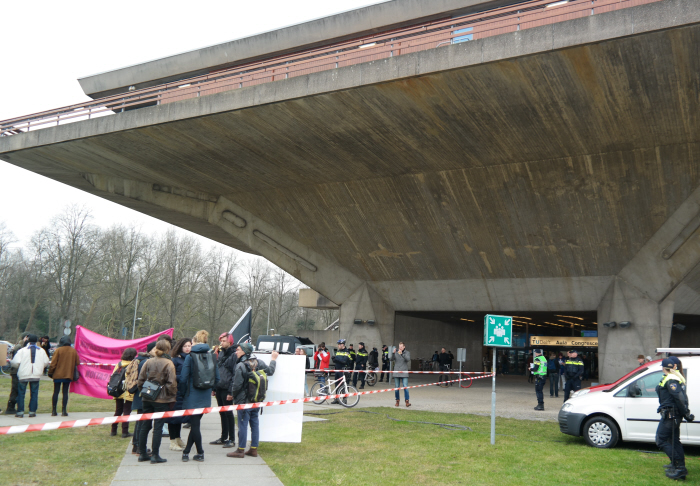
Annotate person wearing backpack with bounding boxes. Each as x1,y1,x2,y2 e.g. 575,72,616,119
110,348,137,438
136,339,177,464
226,343,278,459
179,330,219,463
211,332,237,449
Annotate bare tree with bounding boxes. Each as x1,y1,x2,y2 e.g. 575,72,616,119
202,247,239,338
31,205,103,334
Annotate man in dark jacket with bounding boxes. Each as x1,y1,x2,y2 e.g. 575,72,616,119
656,358,693,480
348,344,357,373
211,332,237,448
353,342,369,389
438,348,451,372
3,333,29,415
379,345,390,382
226,344,278,459
563,350,584,401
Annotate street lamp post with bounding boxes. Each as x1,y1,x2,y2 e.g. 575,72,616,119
131,281,142,340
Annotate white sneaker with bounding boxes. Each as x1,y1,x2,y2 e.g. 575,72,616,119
176,437,186,448
170,439,184,451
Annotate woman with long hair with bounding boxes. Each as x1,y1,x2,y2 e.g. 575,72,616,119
167,338,192,451
111,347,137,438
47,336,80,416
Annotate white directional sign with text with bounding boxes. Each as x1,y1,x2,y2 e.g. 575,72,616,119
483,314,513,347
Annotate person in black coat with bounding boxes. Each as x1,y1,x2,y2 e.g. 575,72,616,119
167,338,192,451
211,332,237,448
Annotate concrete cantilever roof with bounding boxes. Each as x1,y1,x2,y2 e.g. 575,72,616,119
77,0,514,99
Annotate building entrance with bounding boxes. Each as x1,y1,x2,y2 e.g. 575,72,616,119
395,310,599,378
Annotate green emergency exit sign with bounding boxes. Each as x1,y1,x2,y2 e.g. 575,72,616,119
483,314,513,347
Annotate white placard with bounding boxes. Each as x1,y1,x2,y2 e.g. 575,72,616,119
249,353,305,443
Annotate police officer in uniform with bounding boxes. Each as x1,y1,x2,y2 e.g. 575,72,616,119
531,349,548,411
563,349,584,402
354,343,369,389
656,357,693,480
379,345,390,382
348,344,357,377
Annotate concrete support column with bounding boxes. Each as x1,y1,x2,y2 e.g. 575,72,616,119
338,283,395,349
597,278,674,383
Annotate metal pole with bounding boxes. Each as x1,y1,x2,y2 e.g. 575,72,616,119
266,293,272,335
491,347,496,445
131,281,140,340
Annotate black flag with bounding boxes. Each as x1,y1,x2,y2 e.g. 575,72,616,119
229,306,252,345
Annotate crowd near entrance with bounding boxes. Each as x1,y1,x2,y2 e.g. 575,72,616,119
395,311,599,380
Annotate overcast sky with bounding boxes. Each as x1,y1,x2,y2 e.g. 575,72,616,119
0,0,383,249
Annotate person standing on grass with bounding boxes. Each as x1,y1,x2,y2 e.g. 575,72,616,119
179,330,219,463
227,344,278,459
211,333,236,449
4,333,29,415
47,336,80,416
11,334,50,418
111,348,137,438
391,342,411,408
137,339,177,464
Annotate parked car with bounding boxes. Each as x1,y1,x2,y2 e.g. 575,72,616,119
256,335,314,354
559,355,699,448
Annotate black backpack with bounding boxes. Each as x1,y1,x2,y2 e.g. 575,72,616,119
107,365,127,398
191,350,216,389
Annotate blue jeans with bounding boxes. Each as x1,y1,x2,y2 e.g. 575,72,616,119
394,377,409,401
17,381,40,414
237,409,260,449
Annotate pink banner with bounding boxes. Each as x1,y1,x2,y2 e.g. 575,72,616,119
71,326,173,400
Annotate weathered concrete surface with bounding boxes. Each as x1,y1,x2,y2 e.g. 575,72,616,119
78,0,518,98
1,0,700,379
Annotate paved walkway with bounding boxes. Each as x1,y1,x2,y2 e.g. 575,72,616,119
109,409,328,486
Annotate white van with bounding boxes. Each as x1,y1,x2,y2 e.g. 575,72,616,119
559,355,699,448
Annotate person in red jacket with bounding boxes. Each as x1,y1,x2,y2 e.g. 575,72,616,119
314,342,330,385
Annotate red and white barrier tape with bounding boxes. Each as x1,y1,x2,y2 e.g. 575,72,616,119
306,369,491,374
0,373,493,435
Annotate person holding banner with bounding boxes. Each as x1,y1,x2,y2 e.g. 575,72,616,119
137,340,177,464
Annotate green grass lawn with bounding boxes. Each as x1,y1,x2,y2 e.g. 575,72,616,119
262,408,700,486
0,376,123,486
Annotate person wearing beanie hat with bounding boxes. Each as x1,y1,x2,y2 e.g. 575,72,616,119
3,333,31,415
227,344,278,459
11,333,50,417
656,357,693,480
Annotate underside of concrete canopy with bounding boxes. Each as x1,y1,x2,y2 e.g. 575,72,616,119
2,0,700,380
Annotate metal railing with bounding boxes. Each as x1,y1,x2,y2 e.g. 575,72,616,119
0,0,660,137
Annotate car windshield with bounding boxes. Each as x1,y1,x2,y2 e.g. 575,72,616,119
603,367,648,393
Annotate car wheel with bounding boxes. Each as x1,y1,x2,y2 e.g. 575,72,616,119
583,416,619,448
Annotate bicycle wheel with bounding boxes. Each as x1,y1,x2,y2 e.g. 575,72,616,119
309,382,327,405
438,374,449,388
460,373,473,389
339,384,360,408
366,372,377,387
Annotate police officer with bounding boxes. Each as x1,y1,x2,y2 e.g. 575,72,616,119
348,344,357,375
563,349,584,402
354,342,369,389
331,339,351,404
656,357,693,480
531,348,548,411
379,345,390,382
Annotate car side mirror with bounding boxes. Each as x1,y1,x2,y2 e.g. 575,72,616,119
629,382,642,397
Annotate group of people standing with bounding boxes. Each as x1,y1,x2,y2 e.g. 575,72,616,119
3,333,80,418
109,330,279,464
313,339,412,407
530,349,584,411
